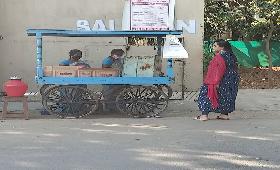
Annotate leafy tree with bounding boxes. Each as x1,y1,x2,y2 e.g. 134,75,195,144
249,0,280,40
204,0,279,41
252,0,280,86
204,0,230,40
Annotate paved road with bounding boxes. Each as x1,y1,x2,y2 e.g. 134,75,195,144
0,114,280,170
0,89,279,170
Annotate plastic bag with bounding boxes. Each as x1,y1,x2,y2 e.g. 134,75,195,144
163,35,188,58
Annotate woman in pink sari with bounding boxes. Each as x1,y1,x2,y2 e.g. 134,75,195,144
195,39,239,121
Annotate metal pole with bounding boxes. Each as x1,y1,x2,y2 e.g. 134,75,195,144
36,33,43,79
166,58,174,82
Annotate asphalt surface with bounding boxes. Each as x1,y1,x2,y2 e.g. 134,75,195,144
0,89,279,170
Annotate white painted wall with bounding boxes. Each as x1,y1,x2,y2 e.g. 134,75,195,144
0,0,204,91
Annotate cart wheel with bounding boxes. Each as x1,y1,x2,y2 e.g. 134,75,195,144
115,86,168,118
156,85,173,99
152,87,169,114
42,85,100,118
40,84,56,96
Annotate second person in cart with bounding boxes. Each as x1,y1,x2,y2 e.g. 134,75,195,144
102,49,125,112
102,49,125,71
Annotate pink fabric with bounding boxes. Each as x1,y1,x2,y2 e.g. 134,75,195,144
204,53,226,109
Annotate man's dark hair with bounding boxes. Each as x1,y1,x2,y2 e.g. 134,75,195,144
111,49,125,56
69,49,82,58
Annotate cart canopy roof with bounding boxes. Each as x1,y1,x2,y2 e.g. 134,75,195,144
27,29,183,37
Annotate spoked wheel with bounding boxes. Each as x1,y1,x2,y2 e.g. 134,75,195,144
42,85,100,118
115,86,168,118
156,85,173,99
40,84,56,96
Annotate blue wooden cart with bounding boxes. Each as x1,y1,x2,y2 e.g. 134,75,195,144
27,29,183,118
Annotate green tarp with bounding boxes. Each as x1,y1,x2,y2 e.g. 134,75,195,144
204,41,280,68
230,41,280,68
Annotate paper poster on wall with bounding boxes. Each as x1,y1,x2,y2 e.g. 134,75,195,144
130,0,170,30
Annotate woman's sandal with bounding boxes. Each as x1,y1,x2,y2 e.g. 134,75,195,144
193,115,208,121
216,114,230,120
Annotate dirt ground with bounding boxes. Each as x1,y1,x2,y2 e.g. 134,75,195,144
239,67,280,89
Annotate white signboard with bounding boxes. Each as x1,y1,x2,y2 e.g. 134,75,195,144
130,0,170,30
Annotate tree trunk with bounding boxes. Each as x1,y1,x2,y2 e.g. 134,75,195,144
265,21,275,88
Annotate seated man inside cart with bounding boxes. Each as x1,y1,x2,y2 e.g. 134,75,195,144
102,49,125,112
59,49,90,68
59,49,89,89
102,49,124,70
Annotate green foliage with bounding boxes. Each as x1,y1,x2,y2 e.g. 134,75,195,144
204,0,230,40
204,0,280,41
203,42,214,73
251,0,280,40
